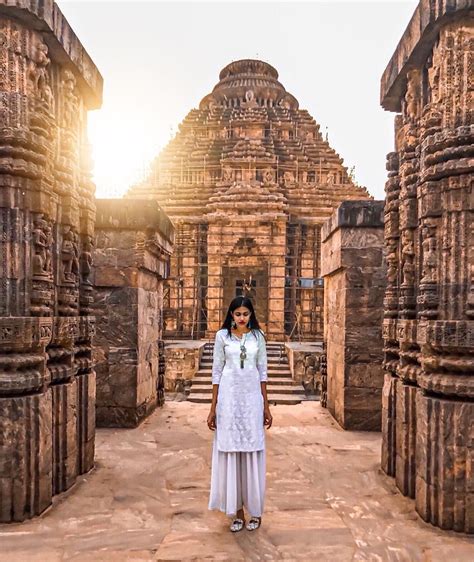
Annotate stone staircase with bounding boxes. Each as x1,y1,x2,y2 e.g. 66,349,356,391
187,341,307,405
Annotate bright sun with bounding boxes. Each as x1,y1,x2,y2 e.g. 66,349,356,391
87,110,166,199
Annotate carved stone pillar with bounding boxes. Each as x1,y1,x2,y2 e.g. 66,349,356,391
93,199,173,428
380,1,473,532
321,200,386,430
0,318,53,522
0,2,102,521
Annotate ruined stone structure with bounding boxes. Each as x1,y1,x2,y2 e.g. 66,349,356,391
321,201,386,430
93,200,174,428
380,1,473,532
285,342,324,397
128,60,371,340
0,1,102,521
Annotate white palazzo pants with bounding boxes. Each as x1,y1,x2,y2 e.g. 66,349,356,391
208,438,266,517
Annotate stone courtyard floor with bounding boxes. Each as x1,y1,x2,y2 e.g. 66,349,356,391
1,401,473,561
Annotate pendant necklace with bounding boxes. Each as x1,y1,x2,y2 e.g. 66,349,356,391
239,332,248,369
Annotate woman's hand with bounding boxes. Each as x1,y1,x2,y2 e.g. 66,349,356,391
264,405,273,429
207,409,217,431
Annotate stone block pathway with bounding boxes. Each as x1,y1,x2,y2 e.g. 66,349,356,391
1,402,473,560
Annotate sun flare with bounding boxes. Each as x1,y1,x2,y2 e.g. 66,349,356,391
87,110,167,199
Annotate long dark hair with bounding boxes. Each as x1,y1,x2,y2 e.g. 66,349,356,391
221,296,264,340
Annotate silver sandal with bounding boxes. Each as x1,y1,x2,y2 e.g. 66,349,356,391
246,517,261,531
230,518,245,532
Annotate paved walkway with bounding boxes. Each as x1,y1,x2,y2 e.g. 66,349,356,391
1,401,473,561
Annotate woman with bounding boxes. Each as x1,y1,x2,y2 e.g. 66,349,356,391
207,296,273,532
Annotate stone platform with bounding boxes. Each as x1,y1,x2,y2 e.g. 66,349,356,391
0,402,472,561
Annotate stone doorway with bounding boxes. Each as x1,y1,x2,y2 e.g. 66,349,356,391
223,267,269,331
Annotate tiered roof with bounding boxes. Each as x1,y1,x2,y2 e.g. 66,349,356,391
128,59,371,222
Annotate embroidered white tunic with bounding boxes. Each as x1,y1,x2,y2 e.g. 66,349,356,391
212,328,268,452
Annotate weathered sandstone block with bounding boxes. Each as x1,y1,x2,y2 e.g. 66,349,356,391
93,199,173,428
321,200,386,431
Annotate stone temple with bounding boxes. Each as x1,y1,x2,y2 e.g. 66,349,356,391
128,60,370,341
1,0,473,547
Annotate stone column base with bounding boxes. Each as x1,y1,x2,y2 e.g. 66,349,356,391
415,393,474,533
0,391,53,523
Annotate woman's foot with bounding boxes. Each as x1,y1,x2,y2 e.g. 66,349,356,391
246,516,262,531
230,508,245,532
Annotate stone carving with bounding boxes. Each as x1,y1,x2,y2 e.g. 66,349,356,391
261,167,273,185
61,69,79,129
428,43,441,105
80,235,94,285
222,166,234,182
28,40,54,109
380,2,473,533
61,226,80,283
283,170,294,185
400,229,415,286
420,219,438,284
403,70,421,124
32,214,53,279
386,240,398,285
0,4,102,522
242,89,258,109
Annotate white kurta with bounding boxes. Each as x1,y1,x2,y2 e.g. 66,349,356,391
208,328,268,517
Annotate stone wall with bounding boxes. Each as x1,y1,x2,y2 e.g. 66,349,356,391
93,199,174,428
285,342,324,396
0,1,102,522
321,201,386,430
164,341,207,398
380,0,473,533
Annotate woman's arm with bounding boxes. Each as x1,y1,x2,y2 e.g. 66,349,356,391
207,331,225,431
257,331,273,429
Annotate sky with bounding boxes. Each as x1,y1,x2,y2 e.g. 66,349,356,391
57,0,418,199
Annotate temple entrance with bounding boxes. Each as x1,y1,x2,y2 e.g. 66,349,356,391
223,267,269,332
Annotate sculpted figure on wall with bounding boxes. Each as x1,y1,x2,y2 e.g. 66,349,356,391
222,166,234,182
262,167,274,185
420,219,438,284
61,226,80,283
62,69,79,129
32,214,53,279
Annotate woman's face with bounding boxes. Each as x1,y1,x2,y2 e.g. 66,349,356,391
232,306,251,328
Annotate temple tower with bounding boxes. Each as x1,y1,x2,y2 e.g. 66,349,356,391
128,60,370,340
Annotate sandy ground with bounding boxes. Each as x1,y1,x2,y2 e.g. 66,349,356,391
1,401,473,561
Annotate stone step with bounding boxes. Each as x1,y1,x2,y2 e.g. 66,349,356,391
187,394,307,405
204,340,285,347
192,340,302,405
201,356,287,364
190,384,303,395
201,352,286,359
192,376,295,386
196,369,292,378
204,343,285,351
198,364,290,371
